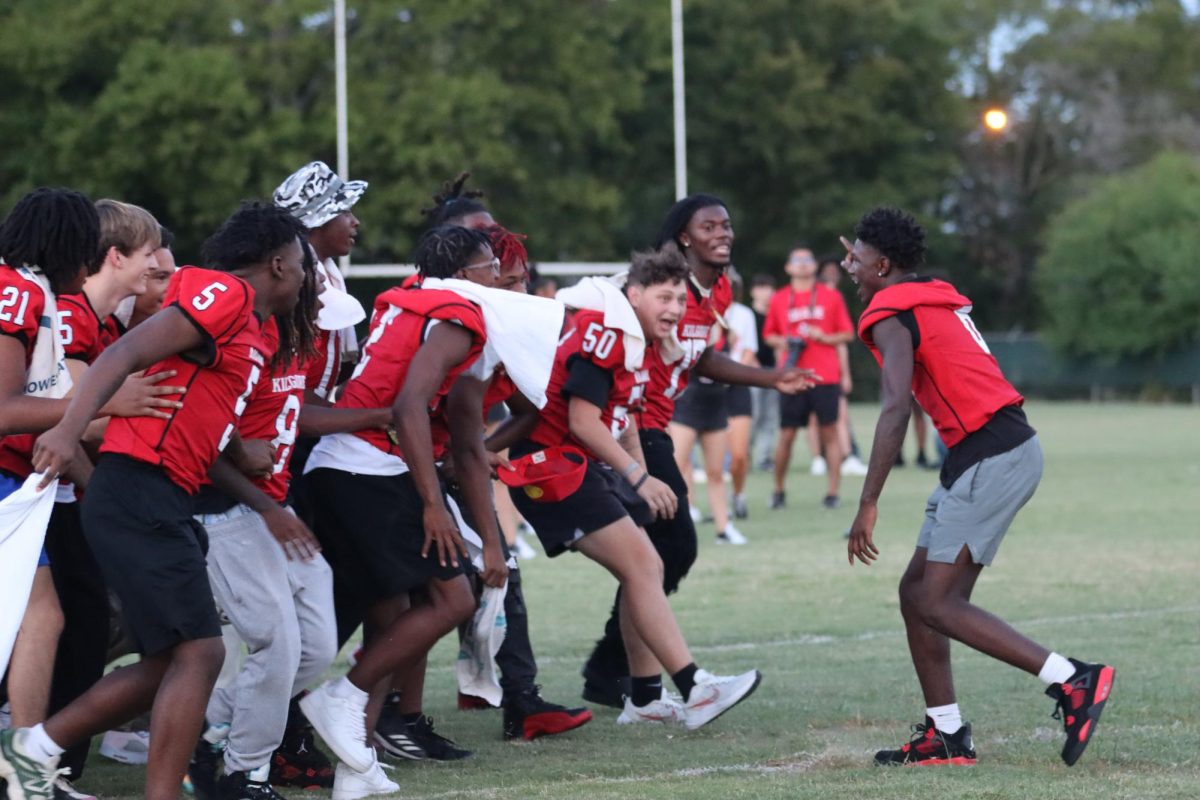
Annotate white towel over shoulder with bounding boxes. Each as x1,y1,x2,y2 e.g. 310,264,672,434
556,274,685,369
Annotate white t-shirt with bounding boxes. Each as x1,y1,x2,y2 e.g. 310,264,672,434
726,302,758,363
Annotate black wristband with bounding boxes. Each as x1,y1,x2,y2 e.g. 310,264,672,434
633,472,649,491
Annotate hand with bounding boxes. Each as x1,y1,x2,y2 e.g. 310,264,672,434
232,438,276,478
636,474,678,521
479,542,509,589
101,370,186,419
775,367,819,394
847,503,880,566
486,451,513,480
31,424,78,490
262,506,322,561
421,504,468,568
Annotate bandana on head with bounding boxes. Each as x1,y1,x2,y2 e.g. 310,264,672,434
274,161,368,229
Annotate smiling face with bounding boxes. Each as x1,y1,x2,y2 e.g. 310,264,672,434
679,205,733,268
842,239,888,303
135,247,176,319
108,241,157,296
628,279,687,343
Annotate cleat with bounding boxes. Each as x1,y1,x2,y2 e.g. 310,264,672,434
769,491,786,510
616,692,685,725
682,669,761,730
715,524,748,545
503,688,592,741
298,683,374,774
0,728,62,800
373,700,470,763
331,761,397,800
874,717,977,766
1047,659,1115,766
270,698,333,790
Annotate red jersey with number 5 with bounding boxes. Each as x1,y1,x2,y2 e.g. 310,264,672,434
530,310,649,456
857,278,1023,448
637,274,731,431
100,267,269,494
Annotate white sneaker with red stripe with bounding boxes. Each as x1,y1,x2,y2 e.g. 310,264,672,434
682,669,762,730
616,691,684,725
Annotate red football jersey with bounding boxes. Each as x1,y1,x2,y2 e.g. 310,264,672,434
0,265,51,478
429,368,517,460
57,293,108,365
637,274,731,431
100,267,269,494
336,287,486,459
305,328,342,401
761,283,852,385
529,310,650,457
857,278,1024,448
235,321,303,504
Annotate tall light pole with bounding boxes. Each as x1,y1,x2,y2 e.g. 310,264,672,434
671,0,687,200
334,0,350,271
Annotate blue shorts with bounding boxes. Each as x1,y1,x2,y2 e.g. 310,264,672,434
0,470,49,566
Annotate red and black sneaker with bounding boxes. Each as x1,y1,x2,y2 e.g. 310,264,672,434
457,693,495,712
874,717,977,767
1046,658,1115,766
269,699,334,789
503,688,593,741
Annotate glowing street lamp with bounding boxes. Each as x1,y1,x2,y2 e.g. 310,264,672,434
983,108,1009,132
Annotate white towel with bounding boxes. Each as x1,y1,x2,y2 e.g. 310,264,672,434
420,278,563,409
0,473,59,675
21,266,72,399
557,273,685,368
320,258,364,362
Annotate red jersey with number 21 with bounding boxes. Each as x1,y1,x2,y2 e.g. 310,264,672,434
101,267,269,494
638,274,731,431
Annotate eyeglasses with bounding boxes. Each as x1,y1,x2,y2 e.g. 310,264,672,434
461,257,501,275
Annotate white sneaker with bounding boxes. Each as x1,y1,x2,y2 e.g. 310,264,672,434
98,730,150,765
715,524,748,545
299,681,375,774
514,532,538,560
691,467,707,484
810,456,827,476
332,759,397,800
616,691,685,725
683,669,762,730
841,455,868,476
53,777,97,800
689,505,702,523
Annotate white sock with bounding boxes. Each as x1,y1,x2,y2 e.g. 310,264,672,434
328,676,368,701
1038,652,1076,686
247,764,271,782
23,724,65,764
926,703,963,735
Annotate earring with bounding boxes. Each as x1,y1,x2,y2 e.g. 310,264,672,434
877,270,885,277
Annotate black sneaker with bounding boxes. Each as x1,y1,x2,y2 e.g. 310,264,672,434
188,729,226,800
769,491,786,510
874,717,977,766
503,688,593,741
581,662,631,709
269,699,334,789
822,494,841,509
1046,659,1115,766
374,711,471,762
217,770,287,800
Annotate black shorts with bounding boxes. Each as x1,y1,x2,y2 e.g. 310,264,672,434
508,441,653,558
726,384,752,418
779,384,841,428
306,467,469,601
80,455,220,657
671,379,728,433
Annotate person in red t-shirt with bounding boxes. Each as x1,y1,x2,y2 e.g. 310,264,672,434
762,245,855,509
6,203,309,800
843,207,1113,768
582,194,814,709
508,247,762,730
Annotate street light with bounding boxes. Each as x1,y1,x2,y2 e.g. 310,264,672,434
983,108,1008,133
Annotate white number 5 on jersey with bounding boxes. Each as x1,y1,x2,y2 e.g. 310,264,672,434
192,282,229,311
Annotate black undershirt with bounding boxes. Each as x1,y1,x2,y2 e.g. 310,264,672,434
562,356,613,410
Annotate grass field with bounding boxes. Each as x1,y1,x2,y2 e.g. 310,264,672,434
82,402,1200,799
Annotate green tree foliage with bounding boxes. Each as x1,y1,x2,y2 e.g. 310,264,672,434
1036,151,1200,359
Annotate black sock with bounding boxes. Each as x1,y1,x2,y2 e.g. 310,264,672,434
631,675,663,707
671,663,699,702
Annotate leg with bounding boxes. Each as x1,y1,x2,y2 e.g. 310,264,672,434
8,567,64,727
805,413,821,461
43,654,171,748
836,395,852,456
727,415,751,497
700,429,730,531
494,563,538,699
819,422,842,500
667,422,698,504
773,426,798,492
898,548,970,708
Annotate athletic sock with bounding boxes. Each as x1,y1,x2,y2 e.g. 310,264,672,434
671,663,699,702
328,675,368,702
926,703,963,735
247,764,271,783
1038,652,1076,686
630,675,663,707
24,724,65,764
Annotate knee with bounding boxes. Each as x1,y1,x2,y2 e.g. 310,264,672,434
178,637,227,680
22,592,64,640
897,574,922,617
442,582,477,627
299,625,339,676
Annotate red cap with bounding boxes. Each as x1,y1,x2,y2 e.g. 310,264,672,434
498,446,587,503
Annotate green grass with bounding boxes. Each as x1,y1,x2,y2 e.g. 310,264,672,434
84,402,1200,799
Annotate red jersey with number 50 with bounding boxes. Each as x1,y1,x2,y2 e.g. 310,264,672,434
530,310,649,456
637,274,731,431
101,267,269,494
857,279,1023,448
336,287,486,459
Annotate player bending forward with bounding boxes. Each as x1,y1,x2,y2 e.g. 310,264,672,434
503,246,760,729
842,206,1114,767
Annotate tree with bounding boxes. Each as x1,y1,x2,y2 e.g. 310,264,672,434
1036,151,1200,360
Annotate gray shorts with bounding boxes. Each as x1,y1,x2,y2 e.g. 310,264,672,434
917,436,1043,566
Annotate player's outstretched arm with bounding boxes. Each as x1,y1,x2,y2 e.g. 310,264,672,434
848,316,914,566
447,375,508,589
694,346,817,394
297,404,392,437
